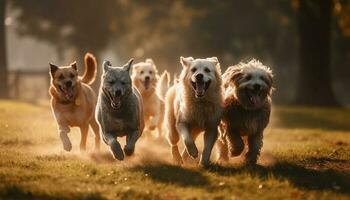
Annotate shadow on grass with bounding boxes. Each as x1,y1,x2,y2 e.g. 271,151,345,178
208,161,350,195
272,107,350,131
131,163,209,187
0,185,105,200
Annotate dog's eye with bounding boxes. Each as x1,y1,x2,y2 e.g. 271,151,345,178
149,71,153,74
204,68,210,73
58,74,64,80
191,68,197,73
70,73,75,79
108,80,115,84
140,71,144,74
121,81,126,85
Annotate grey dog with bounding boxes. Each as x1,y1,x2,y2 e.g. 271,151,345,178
96,59,144,160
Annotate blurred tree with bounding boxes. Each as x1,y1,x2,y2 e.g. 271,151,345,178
0,0,8,98
10,0,127,90
295,0,338,106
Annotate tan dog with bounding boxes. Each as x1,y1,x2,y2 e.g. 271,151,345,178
132,59,168,138
49,53,100,152
158,56,223,166
217,59,273,165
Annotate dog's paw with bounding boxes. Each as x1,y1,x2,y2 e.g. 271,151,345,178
199,159,211,168
123,145,135,156
60,133,72,152
244,153,258,166
110,141,124,160
173,156,183,165
63,143,72,152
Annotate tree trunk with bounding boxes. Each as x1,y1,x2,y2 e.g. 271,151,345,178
0,0,8,98
295,0,338,106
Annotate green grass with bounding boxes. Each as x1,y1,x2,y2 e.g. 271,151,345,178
0,100,349,200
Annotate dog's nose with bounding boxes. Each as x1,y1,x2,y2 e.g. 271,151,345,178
114,90,122,97
65,81,72,87
253,84,261,91
195,74,204,81
145,76,150,81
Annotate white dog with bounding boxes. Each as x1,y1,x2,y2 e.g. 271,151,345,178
132,59,168,138
158,56,223,166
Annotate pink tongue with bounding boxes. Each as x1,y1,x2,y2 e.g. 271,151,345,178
196,82,205,95
144,80,150,89
64,88,74,99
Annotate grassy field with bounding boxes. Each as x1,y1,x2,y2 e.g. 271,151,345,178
0,100,349,200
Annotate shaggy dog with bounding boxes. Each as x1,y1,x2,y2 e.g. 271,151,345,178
96,59,144,160
49,53,100,151
217,59,273,165
158,56,223,166
132,59,168,138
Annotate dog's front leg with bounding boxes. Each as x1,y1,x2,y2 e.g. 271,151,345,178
124,130,141,156
226,128,244,157
245,132,263,165
59,125,72,152
177,122,198,159
54,113,72,151
200,127,218,167
103,132,124,161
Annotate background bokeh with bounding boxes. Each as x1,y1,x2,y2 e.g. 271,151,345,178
0,0,349,105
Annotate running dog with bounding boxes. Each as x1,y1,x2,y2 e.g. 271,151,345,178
96,59,144,160
132,59,168,138
158,56,223,166
49,53,100,152
217,59,273,165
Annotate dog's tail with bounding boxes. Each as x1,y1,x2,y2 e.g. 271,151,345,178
81,53,97,85
156,70,170,102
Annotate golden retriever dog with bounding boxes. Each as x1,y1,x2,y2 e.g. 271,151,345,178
158,56,223,166
49,53,100,152
217,59,273,165
132,59,167,138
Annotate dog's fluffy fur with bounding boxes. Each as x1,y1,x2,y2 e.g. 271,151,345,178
96,59,144,160
158,56,223,166
132,59,168,138
49,53,100,151
217,59,273,165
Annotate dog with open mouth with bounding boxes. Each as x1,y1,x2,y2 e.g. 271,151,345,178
217,59,274,165
96,59,144,160
49,53,100,152
132,59,168,138
158,56,223,166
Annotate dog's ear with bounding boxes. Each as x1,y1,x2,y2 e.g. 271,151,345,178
207,57,219,66
123,58,134,75
103,60,112,73
267,69,274,87
145,58,154,65
49,63,59,77
180,56,194,68
266,69,274,95
70,61,78,71
223,66,242,87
